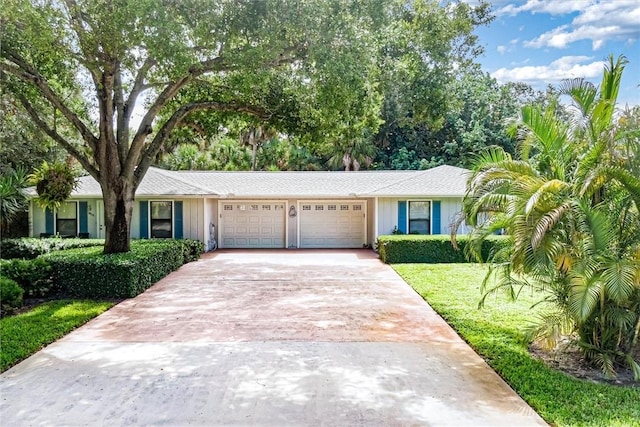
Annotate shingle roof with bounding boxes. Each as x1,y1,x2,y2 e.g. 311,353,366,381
32,165,469,198
363,165,470,197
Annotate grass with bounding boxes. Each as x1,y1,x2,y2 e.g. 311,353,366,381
393,263,640,427
0,300,114,372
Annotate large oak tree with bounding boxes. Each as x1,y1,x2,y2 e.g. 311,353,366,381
0,0,382,252
1,0,489,252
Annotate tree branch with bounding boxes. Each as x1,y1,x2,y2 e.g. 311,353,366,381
126,56,229,173
0,50,99,152
125,44,308,178
134,101,270,185
13,89,99,180
124,56,156,119
61,0,102,87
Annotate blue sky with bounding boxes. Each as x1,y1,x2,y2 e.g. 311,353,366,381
469,0,640,107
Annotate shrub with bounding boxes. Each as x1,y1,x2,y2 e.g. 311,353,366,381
0,258,54,297
42,240,186,298
180,239,204,263
1,238,104,259
0,277,23,315
376,234,510,264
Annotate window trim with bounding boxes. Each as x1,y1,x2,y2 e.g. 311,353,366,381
149,200,174,239
55,201,78,237
406,199,432,235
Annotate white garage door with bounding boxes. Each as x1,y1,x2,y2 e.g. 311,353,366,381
220,202,285,248
299,201,365,248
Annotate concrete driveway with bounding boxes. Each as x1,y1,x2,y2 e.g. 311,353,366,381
1,250,546,426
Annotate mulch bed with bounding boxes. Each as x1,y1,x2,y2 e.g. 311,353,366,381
530,338,639,387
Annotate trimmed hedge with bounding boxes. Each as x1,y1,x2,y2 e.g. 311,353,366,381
0,258,54,297
0,238,104,259
0,277,23,314
376,234,510,264
42,239,204,298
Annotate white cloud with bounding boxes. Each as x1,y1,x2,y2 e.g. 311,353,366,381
502,0,640,51
498,0,590,16
497,39,519,55
525,25,627,50
491,56,605,84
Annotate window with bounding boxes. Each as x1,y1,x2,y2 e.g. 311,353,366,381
262,205,271,211
315,205,324,211
302,205,311,211
251,204,259,211
328,205,336,211
56,202,77,237
224,204,233,211
151,201,172,238
340,205,349,211
353,205,362,211
408,201,430,234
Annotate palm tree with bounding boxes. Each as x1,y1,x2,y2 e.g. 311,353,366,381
210,136,251,170
461,55,640,379
327,137,377,171
0,168,28,236
162,144,214,170
239,126,278,171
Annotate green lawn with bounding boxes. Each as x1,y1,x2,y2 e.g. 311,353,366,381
0,300,114,372
394,263,640,427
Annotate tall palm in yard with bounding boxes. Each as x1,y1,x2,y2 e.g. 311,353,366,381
327,137,377,171
462,55,640,379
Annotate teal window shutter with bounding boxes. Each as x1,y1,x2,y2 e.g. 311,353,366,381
45,208,54,234
139,201,149,238
174,201,183,239
432,201,441,235
397,201,407,234
79,202,88,234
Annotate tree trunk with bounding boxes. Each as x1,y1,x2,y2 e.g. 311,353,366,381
250,129,258,171
101,177,136,253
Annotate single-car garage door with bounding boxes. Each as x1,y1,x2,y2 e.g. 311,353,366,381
299,201,365,248
219,202,285,248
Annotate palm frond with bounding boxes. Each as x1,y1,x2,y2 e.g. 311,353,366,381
625,355,640,381
559,77,597,120
531,202,571,250
525,179,569,216
526,309,575,349
601,260,637,304
600,54,627,106
569,275,601,322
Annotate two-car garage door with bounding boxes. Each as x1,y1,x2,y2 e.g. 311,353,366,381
219,201,365,249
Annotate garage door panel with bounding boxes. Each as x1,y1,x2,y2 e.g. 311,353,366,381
299,201,365,248
220,202,285,248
